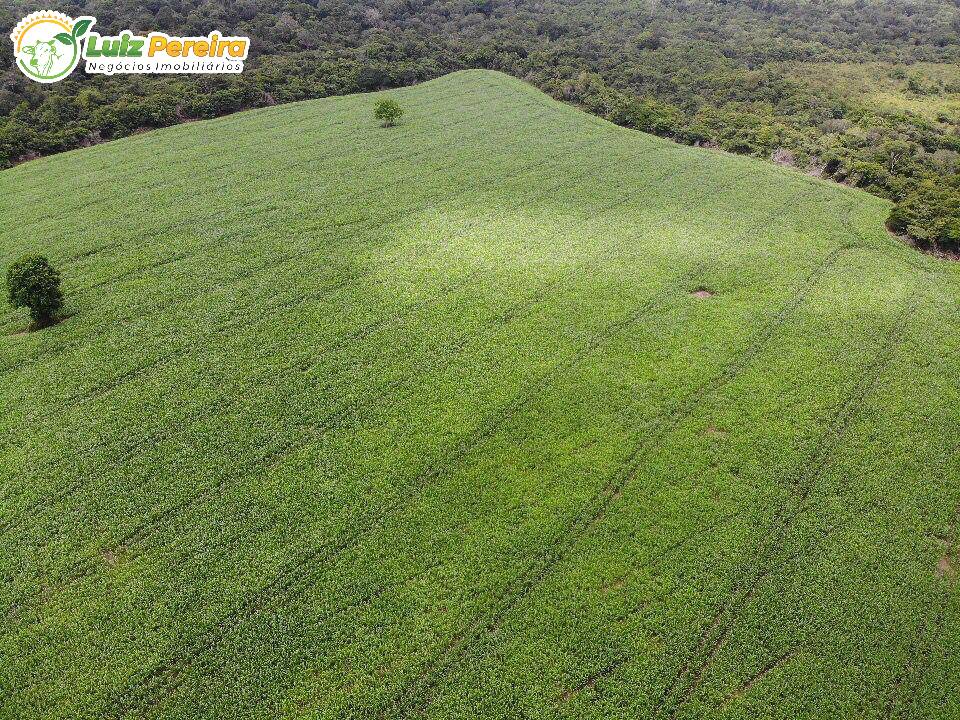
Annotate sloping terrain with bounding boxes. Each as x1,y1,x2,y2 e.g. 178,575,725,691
1,70,959,719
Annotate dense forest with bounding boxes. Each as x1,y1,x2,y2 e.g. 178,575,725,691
3,0,959,251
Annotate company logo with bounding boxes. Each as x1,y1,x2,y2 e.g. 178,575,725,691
11,11,93,83
10,10,250,83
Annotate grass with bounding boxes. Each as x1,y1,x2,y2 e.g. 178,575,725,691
783,61,960,122
2,69,959,719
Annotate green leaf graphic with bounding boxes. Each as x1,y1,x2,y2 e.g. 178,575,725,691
55,32,74,46
72,19,92,38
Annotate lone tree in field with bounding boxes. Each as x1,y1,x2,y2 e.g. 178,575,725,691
6,255,64,328
374,97,403,127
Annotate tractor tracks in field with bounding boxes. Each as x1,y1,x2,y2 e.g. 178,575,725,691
1,134,638,453
103,162,760,716
3,147,680,602
22,153,815,715
101,258,708,720
649,194,951,718
651,276,927,720
840,283,960,720
1,144,667,535
717,648,797,711
555,500,756,706
6,84,494,218
882,450,960,718
557,656,631,704
376,187,853,718
0,104,588,377
96,158,721,715
705,432,950,716
112,170,820,720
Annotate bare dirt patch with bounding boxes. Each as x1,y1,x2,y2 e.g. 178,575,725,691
691,287,715,299
705,425,728,437
891,230,960,262
771,148,796,167
103,543,131,568
600,576,626,594
937,555,956,581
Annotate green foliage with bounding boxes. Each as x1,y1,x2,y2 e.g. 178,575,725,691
6,254,63,326
888,181,960,251
849,160,891,191
373,97,403,127
2,72,958,718
0,0,956,253
608,96,684,138
0,0,957,246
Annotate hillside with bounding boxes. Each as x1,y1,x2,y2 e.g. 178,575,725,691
5,1,960,252
2,69,960,719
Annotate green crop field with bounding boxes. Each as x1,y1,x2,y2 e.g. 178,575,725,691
2,70,959,719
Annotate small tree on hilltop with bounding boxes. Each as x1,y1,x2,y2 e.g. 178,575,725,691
7,255,64,328
374,97,403,127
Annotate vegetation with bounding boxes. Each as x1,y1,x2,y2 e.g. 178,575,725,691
782,62,960,121
3,71,960,719
1,0,959,250
6,254,64,328
374,97,403,127
887,181,960,252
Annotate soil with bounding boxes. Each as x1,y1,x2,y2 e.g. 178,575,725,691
892,230,960,262
937,554,956,580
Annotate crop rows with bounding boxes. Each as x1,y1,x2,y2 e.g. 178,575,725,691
380,190,852,718
3,70,958,720
100,156,715,716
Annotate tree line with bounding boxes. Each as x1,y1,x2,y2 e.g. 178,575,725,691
2,0,958,251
